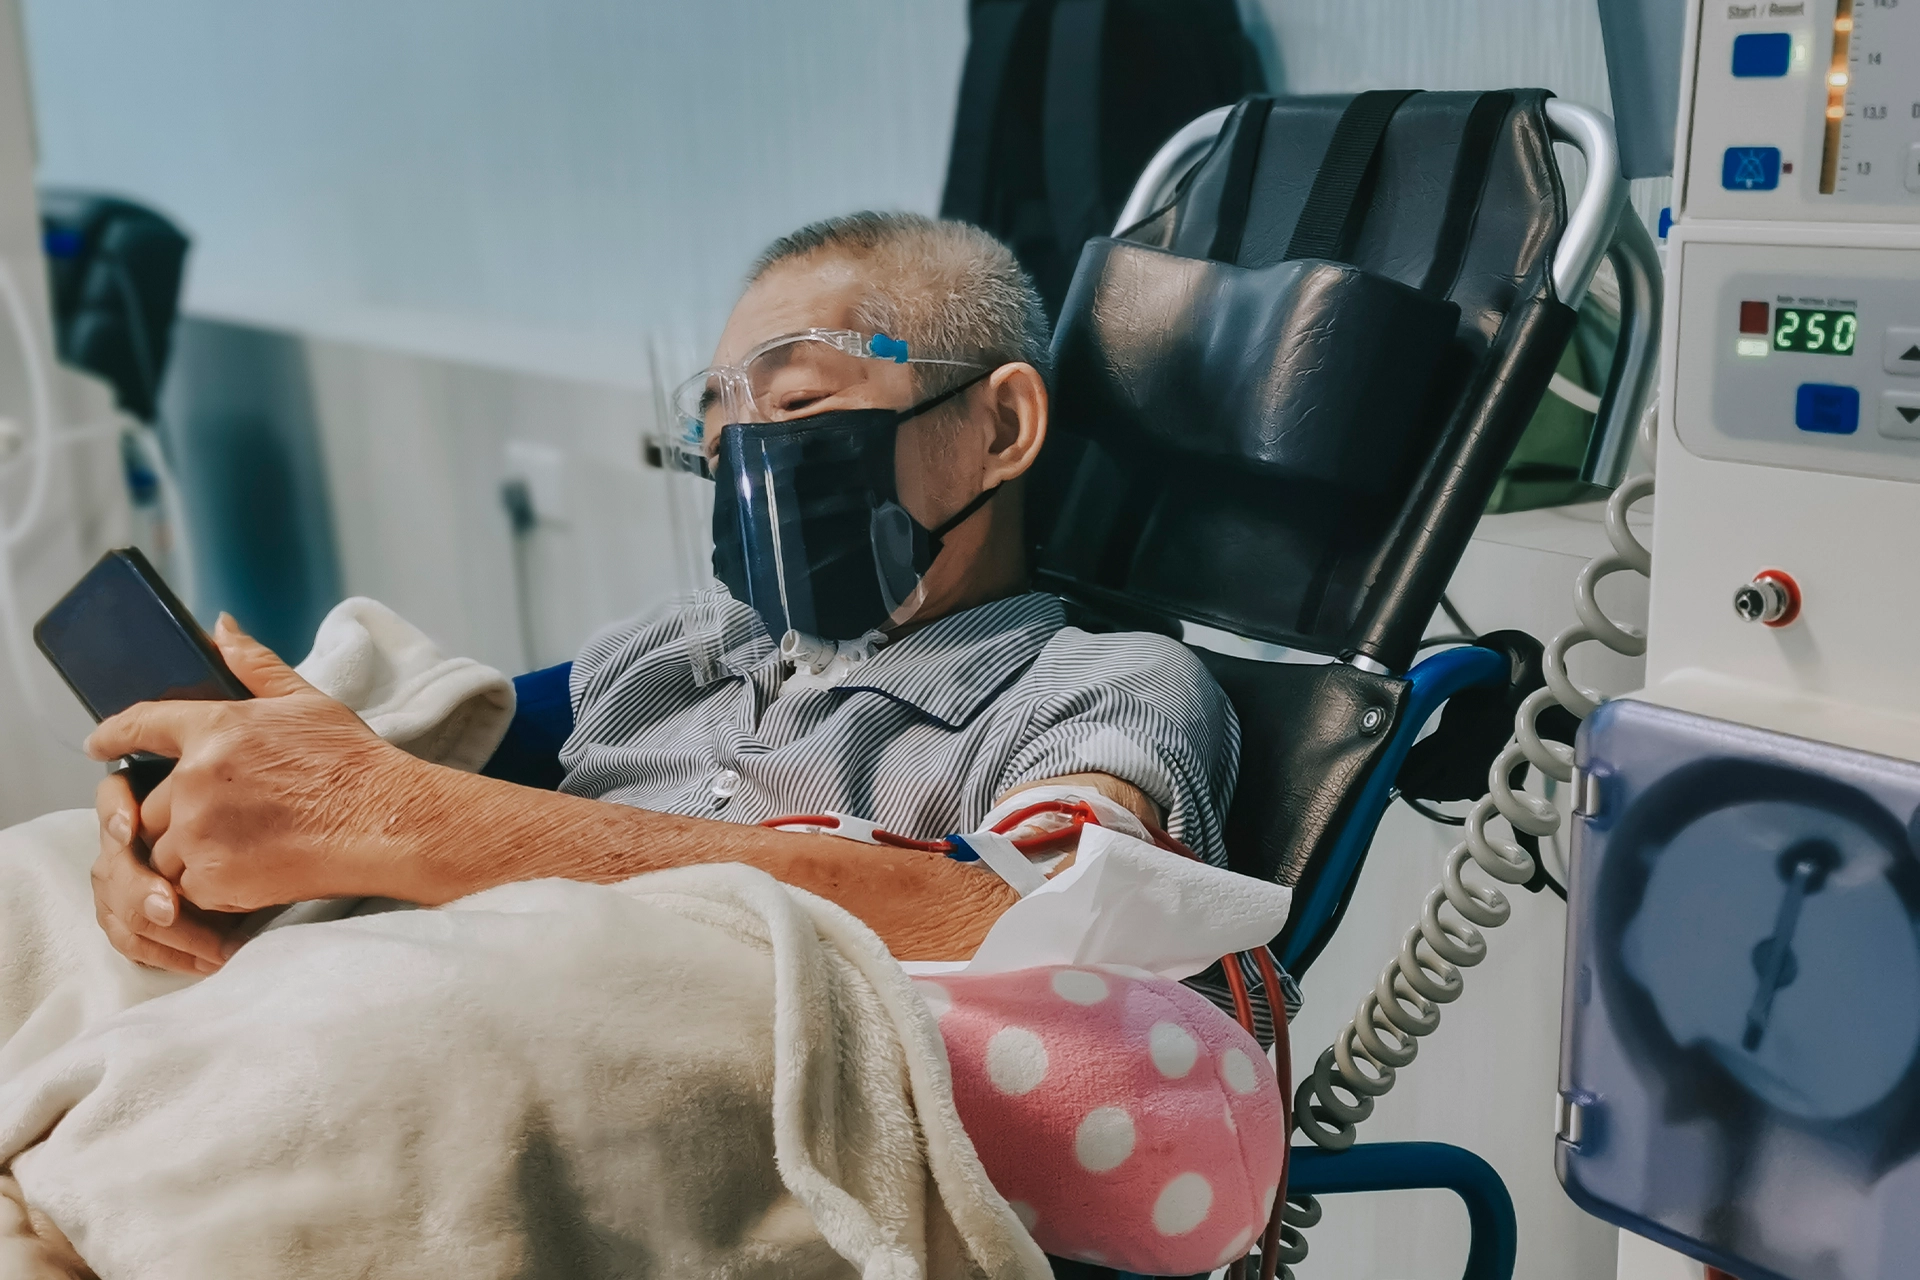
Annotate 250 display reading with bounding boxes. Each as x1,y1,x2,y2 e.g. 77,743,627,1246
1773,307,1858,356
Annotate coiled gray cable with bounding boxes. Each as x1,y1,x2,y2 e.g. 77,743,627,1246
1295,469,1652,1152
1272,414,1655,1276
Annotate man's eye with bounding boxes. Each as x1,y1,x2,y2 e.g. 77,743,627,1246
774,391,827,415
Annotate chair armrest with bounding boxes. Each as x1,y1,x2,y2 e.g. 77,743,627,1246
1279,645,1508,973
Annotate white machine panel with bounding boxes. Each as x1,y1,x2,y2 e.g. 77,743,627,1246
1683,0,1920,223
1648,222,1920,755
1675,240,1920,480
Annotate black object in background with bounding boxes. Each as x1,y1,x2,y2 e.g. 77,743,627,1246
39,191,190,422
34,548,249,799
940,0,1267,318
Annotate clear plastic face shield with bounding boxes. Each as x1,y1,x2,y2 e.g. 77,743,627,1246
668,330,994,651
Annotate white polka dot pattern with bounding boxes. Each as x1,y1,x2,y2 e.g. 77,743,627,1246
984,1026,1049,1095
1148,1021,1199,1078
1074,1106,1136,1173
1152,1172,1213,1236
1050,968,1109,1005
1221,1047,1259,1095
934,965,1286,1275
1009,1200,1039,1232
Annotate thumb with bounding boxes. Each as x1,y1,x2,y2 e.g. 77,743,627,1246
213,614,316,699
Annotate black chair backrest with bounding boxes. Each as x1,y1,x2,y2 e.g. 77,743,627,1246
1033,90,1572,673
1032,91,1576,917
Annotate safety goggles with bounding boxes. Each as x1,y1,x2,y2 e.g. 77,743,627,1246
669,329,983,467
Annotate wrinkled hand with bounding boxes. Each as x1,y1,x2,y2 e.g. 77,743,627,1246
86,616,423,961
91,769,247,973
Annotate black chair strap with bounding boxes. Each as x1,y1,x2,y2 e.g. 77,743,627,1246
1420,90,1515,295
1282,88,1421,264
1205,95,1275,263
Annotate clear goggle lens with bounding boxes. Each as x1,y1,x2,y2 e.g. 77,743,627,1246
668,330,979,471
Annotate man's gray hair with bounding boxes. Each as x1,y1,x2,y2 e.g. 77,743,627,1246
749,211,1052,382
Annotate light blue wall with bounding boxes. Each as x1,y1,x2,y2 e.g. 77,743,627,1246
20,0,1658,384
21,0,971,381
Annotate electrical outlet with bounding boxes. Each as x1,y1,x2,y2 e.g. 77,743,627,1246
504,440,568,524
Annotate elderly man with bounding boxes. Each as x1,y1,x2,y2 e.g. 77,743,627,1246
86,211,1239,970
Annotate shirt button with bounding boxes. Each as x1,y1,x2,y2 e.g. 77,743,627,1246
710,768,741,802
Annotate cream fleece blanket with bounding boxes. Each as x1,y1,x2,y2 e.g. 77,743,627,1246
0,599,1045,1279
0,818,1044,1280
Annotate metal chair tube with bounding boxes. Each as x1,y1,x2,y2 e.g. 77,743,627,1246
1110,106,1233,236
1580,205,1663,489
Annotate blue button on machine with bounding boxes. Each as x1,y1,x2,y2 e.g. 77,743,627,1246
1732,32,1793,77
1795,383,1860,434
1722,146,1782,190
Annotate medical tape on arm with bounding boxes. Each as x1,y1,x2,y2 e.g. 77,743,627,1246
980,784,1154,844
944,831,1049,897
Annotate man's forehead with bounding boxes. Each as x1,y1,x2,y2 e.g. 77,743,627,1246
712,255,874,366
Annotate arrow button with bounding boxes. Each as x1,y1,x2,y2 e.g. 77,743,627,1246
1887,326,1920,376
1880,390,1920,440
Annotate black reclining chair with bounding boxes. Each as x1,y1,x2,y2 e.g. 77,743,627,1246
1029,88,1658,1279
1031,88,1657,980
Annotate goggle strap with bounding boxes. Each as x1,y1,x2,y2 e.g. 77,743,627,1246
898,367,993,424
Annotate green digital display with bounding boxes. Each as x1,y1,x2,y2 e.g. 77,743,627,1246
1772,307,1858,356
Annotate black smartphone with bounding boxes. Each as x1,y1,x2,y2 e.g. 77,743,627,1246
34,548,250,797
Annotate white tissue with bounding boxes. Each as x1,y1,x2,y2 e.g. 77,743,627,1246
902,824,1291,981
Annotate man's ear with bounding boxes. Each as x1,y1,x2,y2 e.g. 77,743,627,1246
981,362,1048,486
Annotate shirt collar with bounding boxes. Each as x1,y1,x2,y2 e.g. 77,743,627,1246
831,592,1067,730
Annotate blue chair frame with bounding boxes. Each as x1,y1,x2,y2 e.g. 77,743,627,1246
1278,643,1509,973
1288,1142,1517,1280
478,646,1521,1280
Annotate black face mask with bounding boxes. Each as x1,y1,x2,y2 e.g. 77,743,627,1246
709,374,997,643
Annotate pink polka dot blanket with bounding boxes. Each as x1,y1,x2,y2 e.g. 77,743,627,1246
914,965,1287,1275
768,788,1297,1274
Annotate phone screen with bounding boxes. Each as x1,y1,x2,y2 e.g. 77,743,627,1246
34,550,248,722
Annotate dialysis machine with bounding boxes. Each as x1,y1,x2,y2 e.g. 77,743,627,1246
1557,2,1920,1278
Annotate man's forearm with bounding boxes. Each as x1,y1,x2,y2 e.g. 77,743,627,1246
362,764,1019,961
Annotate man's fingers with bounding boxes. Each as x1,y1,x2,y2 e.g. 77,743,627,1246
94,772,138,847
93,799,173,922
95,839,231,965
213,614,315,699
139,774,173,860
142,775,185,883
84,700,206,763
128,900,235,967
99,913,214,975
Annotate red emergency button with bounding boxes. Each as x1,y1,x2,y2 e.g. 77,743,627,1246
1739,300,1771,335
